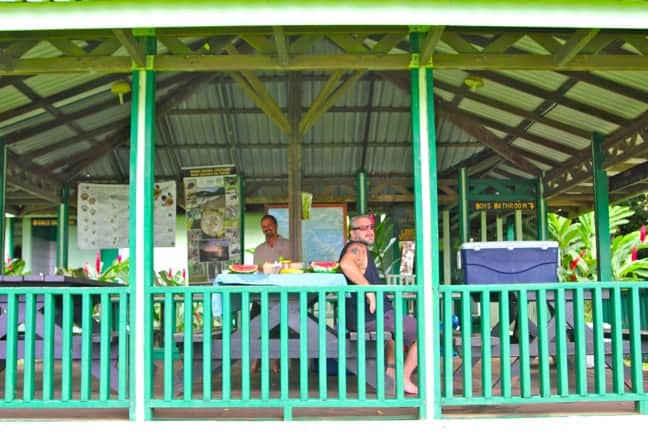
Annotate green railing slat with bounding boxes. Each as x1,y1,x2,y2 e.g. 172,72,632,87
610,287,624,393
629,287,643,392
536,289,550,397
299,291,308,400
163,292,174,400
202,291,213,400
280,290,289,400
42,293,55,401
80,293,92,400
118,291,129,399
4,293,18,401
480,291,492,398
573,288,587,394
356,290,366,400
183,292,194,400
518,290,531,398
100,293,112,400
442,293,454,398
260,290,270,400
241,290,250,400
222,291,232,401
23,293,35,401
394,290,405,400
61,293,72,401
499,291,511,398
375,290,385,400
318,289,327,399
555,289,569,396
460,290,472,397
338,290,347,400
592,287,606,393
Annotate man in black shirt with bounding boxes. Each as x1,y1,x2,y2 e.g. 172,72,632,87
339,214,418,395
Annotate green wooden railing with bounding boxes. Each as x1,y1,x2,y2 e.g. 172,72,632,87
0,287,130,408
440,281,648,412
145,284,424,420
3,281,646,418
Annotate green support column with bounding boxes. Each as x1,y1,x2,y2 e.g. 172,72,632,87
128,32,156,422
56,185,70,269
101,249,118,269
536,177,548,240
238,174,245,264
410,30,440,420
5,216,13,260
356,170,368,214
592,133,611,282
442,209,451,285
21,217,32,274
458,167,469,244
506,215,515,241
0,141,6,273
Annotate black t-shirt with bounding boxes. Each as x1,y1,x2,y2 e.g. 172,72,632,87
339,240,393,329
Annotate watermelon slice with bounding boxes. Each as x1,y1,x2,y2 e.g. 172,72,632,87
310,261,339,273
228,263,258,274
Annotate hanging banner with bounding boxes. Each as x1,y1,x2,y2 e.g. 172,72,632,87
77,181,176,249
182,165,241,284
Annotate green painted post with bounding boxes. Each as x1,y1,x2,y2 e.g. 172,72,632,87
128,33,157,421
592,133,612,282
410,29,440,419
356,170,368,215
536,177,548,240
5,216,13,261
458,168,469,244
101,249,119,269
0,141,6,273
506,215,515,241
56,185,70,269
238,174,245,263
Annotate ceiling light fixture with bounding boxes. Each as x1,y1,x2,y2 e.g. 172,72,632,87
111,80,131,104
464,75,484,92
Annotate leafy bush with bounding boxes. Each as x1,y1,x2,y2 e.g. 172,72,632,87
548,206,648,281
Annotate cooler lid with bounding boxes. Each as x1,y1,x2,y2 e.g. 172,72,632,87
459,240,559,251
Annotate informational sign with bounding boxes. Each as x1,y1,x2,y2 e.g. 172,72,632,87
471,201,536,212
77,181,177,249
182,165,241,284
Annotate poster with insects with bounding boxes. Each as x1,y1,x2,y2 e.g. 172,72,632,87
77,181,176,249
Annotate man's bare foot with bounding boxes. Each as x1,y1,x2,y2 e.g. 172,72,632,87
250,358,260,373
404,380,418,395
271,359,280,374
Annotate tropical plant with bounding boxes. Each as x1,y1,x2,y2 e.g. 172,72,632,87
548,206,648,281
3,257,26,275
369,213,400,279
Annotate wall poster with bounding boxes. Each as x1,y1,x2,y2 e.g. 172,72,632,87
77,181,176,249
267,204,347,263
182,165,241,284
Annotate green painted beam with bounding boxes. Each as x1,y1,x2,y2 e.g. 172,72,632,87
0,1,646,30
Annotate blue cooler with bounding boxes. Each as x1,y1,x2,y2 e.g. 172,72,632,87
459,241,559,284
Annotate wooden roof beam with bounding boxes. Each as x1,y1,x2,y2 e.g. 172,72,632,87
553,29,600,67
112,29,146,67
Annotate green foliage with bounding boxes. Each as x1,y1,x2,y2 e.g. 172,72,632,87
98,258,130,284
3,258,26,276
56,257,130,284
370,213,400,279
156,269,186,286
548,205,648,281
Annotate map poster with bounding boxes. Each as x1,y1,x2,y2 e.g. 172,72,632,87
184,172,241,284
268,204,347,263
77,181,176,250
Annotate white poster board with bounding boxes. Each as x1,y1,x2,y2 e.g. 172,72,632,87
77,181,176,249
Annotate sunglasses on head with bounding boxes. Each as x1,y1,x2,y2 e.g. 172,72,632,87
351,224,375,231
